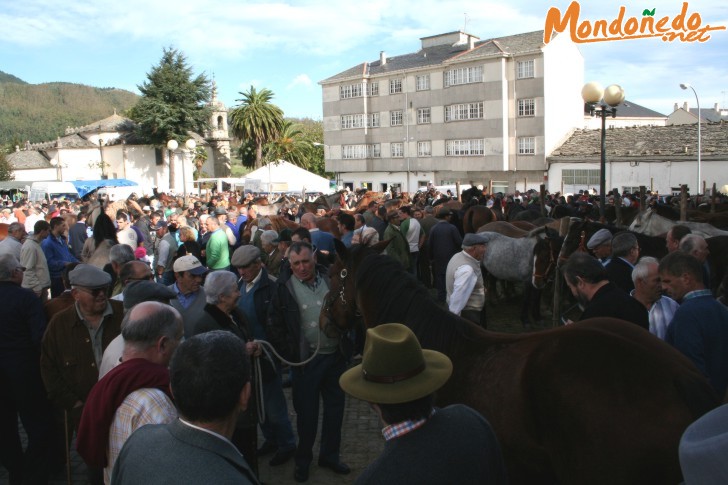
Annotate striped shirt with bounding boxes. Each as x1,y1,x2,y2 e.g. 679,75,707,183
382,408,436,441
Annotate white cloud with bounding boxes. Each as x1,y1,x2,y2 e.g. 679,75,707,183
287,74,313,90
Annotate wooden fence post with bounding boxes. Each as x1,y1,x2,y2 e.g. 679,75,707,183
540,184,546,217
552,217,571,327
680,185,688,221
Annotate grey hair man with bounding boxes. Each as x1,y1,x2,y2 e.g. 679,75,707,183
109,245,138,297
0,221,27,260
631,256,679,340
111,331,258,484
446,233,488,328
78,302,183,483
605,232,640,293
680,234,712,290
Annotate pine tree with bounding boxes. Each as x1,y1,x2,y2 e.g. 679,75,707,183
0,149,15,181
129,48,211,146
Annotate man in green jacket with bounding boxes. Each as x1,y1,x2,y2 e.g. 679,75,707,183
383,211,409,269
204,216,230,271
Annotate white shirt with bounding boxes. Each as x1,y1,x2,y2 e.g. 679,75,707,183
447,264,478,316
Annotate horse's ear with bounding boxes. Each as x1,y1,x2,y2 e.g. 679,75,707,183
527,226,547,238
371,239,391,253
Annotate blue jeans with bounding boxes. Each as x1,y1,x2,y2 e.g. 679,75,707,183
260,366,296,452
291,352,346,466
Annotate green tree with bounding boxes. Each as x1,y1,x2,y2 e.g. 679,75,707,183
263,120,311,168
129,48,211,146
229,86,283,170
0,149,15,181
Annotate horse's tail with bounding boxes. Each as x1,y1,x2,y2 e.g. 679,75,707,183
464,207,475,234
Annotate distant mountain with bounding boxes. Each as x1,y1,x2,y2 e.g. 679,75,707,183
0,72,139,145
0,70,26,84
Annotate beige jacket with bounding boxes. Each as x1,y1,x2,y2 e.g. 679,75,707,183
21,237,51,293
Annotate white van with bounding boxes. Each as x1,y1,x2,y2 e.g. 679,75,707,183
97,185,141,202
28,181,79,202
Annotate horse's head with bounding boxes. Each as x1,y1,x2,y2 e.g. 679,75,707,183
557,217,589,267
532,228,563,289
319,239,388,337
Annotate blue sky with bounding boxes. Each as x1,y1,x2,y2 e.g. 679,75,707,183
1,0,726,119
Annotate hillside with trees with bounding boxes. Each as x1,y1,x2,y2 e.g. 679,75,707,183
0,70,139,145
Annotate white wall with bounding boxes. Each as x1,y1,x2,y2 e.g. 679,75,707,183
542,34,584,156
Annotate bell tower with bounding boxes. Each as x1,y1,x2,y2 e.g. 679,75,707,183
205,80,232,177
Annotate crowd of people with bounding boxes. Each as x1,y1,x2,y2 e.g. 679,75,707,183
2,184,728,484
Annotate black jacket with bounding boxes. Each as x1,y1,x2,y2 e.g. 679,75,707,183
581,283,649,330
605,257,635,293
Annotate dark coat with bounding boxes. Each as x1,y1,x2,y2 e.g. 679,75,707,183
40,300,124,411
427,220,463,274
581,283,649,330
605,257,635,293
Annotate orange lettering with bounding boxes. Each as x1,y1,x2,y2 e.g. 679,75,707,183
672,2,688,31
543,1,581,44
608,6,626,36
655,16,670,32
577,20,592,38
593,19,608,38
687,13,701,30
624,17,638,35
640,16,654,34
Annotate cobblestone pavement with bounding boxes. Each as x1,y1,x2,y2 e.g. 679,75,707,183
3,285,557,484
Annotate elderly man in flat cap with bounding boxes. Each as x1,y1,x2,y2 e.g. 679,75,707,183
587,228,612,267
445,233,488,328
40,264,124,483
340,324,506,484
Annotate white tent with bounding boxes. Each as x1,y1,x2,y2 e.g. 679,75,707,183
244,160,331,193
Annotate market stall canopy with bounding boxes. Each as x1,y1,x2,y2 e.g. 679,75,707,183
244,161,330,194
71,179,139,198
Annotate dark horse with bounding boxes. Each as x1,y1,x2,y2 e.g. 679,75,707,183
321,242,718,485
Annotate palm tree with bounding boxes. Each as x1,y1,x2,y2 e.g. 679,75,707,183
263,120,312,169
229,86,284,169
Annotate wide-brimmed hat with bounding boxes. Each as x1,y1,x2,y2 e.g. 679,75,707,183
679,403,728,484
339,323,452,404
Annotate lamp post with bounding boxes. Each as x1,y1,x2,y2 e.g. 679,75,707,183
582,82,625,219
680,83,701,195
168,139,197,204
167,139,178,193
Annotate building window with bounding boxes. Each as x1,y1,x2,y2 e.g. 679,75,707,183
417,108,431,124
445,102,483,121
367,113,380,128
416,74,430,91
390,110,403,126
390,79,403,94
562,169,600,186
417,141,431,157
444,66,483,87
518,99,535,117
341,114,363,129
517,60,534,79
446,139,484,156
391,142,404,158
518,137,536,155
343,144,381,159
340,82,379,99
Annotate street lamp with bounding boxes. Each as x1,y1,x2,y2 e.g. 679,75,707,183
680,83,701,195
582,81,625,219
183,139,196,204
167,139,196,203
50,158,62,181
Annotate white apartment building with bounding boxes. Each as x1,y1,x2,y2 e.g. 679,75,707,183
319,30,583,194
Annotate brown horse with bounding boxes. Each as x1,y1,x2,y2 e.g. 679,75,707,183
321,242,718,485
463,205,497,233
0,223,7,242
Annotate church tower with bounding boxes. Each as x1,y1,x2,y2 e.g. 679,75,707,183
205,80,232,177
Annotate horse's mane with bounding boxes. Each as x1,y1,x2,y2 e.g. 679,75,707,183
351,251,496,355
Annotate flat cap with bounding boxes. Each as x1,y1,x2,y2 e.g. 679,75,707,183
261,230,278,246
462,233,488,246
231,245,262,267
173,255,208,275
587,229,612,249
69,264,112,288
123,281,177,310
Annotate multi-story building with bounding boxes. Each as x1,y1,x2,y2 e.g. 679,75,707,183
319,30,583,194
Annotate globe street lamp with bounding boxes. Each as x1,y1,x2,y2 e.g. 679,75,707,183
582,82,625,219
50,158,61,181
680,83,701,195
183,138,196,204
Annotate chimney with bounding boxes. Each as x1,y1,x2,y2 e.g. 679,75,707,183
468,35,475,50
683,102,689,112
15,145,19,152
715,102,719,112
674,103,678,112
380,51,386,66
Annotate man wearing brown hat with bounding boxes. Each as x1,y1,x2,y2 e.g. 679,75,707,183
40,264,124,482
339,323,506,484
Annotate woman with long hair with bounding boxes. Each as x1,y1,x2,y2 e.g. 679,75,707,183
81,212,119,268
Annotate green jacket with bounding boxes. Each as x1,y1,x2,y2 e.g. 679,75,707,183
206,229,230,269
383,224,410,269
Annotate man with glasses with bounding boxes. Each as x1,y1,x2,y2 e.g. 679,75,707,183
40,264,124,483
605,232,640,293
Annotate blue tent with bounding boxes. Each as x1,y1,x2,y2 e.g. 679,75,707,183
71,179,139,198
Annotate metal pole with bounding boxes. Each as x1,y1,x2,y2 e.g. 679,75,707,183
599,108,607,219
695,88,701,195
182,149,187,205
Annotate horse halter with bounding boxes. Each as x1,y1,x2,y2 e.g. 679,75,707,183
533,240,556,283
